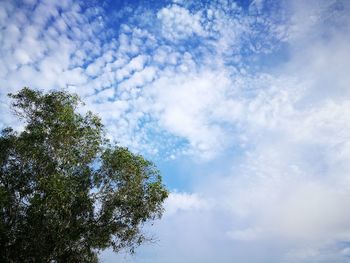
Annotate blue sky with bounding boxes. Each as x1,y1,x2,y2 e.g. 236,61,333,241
1,0,350,262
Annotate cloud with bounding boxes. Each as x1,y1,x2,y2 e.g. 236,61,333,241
104,1,350,262
165,192,211,215
0,0,286,157
145,69,233,158
157,4,204,41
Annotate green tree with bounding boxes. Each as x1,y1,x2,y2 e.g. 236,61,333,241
0,88,168,262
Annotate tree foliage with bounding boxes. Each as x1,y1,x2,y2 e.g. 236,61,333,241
0,88,168,262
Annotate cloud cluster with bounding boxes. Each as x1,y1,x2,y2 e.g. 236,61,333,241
0,0,288,157
157,4,204,41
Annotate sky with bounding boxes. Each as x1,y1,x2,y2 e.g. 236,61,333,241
1,0,350,262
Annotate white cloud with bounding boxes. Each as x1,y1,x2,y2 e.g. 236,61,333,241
13,49,31,65
116,55,148,82
227,227,263,241
114,1,350,261
0,0,285,158
157,4,204,41
165,192,210,216
145,69,233,159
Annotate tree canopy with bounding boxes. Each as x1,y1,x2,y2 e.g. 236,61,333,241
0,87,168,262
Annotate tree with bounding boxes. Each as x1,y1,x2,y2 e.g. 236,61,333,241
0,87,168,262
